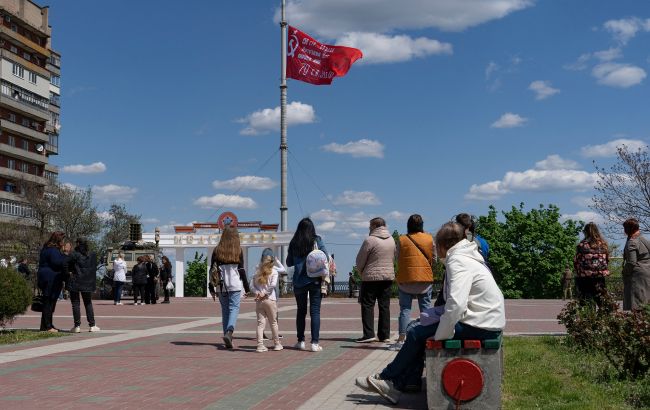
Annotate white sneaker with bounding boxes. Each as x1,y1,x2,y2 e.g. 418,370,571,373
310,343,323,352
273,344,283,351
71,326,80,333
294,341,306,350
367,374,400,405
117,302,122,305
89,326,100,332
388,341,404,351
355,376,373,392
256,345,268,352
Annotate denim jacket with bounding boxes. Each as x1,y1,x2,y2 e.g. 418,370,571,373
287,236,328,289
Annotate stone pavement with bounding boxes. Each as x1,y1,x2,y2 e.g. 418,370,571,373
0,298,566,409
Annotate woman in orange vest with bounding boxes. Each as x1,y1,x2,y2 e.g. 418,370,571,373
389,214,435,351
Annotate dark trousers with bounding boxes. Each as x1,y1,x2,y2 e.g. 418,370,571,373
294,282,322,343
40,296,58,331
70,291,95,327
575,277,606,302
162,280,171,302
133,284,146,304
113,281,124,303
144,281,157,304
360,280,392,340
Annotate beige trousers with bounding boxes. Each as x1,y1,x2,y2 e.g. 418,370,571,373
256,298,279,345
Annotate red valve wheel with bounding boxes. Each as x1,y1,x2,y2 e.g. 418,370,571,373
441,358,484,402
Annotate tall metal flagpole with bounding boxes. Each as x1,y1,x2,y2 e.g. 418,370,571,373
280,0,288,265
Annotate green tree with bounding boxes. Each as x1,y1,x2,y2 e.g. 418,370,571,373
185,252,207,297
99,204,141,253
477,203,582,298
0,267,31,328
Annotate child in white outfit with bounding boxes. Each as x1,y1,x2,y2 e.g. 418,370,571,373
252,249,285,352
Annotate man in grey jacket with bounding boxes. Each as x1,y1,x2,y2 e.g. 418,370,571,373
355,217,396,343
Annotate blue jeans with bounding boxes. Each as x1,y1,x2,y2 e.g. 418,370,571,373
218,291,241,334
398,288,432,336
380,321,501,390
294,282,322,343
113,281,124,303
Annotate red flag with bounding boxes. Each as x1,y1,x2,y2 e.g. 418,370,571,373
287,26,362,85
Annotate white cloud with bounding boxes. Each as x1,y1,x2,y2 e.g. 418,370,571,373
571,196,593,208
317,221,337,231
593,47,622,62
321,139,384,158
562,211,604,224
332,190,381,207
534,154,580,171
194,194,257,209
142,218,160,224
97,211,113,222
61,182,81,191
336,32,451,64
276,0,533,37
385,211,408,220
485,61,499,79
238,101,315,135
604,17,650,45
212,176,277,191
592,62,646,88
528,80,560,100
491,112,527,128
311,209,343,221
62,162,107,174
92,184,138,202
465,156,598,201
564,53,592,71
581,138,647,157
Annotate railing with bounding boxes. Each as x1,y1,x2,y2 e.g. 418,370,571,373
49,94,60,107
0,198,37,219
1,81,49,112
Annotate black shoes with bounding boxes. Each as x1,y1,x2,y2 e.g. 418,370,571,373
223,330,234,349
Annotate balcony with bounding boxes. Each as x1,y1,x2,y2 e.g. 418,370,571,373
0,143,48,164
45,142,57,155
0,165,48,186
0,82,49,120
0,49,49,78
0,24,50,58
0,118,47,142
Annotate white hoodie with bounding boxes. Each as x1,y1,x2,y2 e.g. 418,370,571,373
251,258,285,301
113,258,127,282
434,239,506,340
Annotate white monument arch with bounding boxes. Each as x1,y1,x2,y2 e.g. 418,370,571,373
142,212,292,297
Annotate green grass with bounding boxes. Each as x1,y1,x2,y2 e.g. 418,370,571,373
503,336,650,409
0,329,68,345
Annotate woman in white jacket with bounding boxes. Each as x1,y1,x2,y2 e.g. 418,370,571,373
356,222,505,405
112,252,127,305
252,248,285,352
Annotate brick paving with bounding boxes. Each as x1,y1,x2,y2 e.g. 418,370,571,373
0,297,567,409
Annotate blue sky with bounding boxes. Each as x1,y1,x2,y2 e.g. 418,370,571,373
48,0,649,278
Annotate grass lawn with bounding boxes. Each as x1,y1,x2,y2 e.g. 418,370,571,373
503,336,650,409
0,329,68,345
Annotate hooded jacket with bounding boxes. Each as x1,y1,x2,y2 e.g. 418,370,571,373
435,239,505,340
356,226,396,282
66,250,97,292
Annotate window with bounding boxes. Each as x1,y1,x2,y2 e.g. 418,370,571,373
10,23,17,32
7,159,15,170
28,72,36,84
8,113,15,122
50,75,60,87
21,118,29,127
20,162,28,173
7,135,15,146
4,182,16,193
10,45,17,54
48,134,58,148
22,52,30,61
12,63,24,79
22,139,28,150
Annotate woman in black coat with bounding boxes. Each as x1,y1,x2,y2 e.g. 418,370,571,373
131,256,148,305
160,256,173,304
67,238,99,333
37,232,70,332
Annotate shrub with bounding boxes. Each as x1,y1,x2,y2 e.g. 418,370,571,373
0,267,32,328
184,252,207,297
558,291,650,379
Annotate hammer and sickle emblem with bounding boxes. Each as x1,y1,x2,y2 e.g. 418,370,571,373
288,34,299,57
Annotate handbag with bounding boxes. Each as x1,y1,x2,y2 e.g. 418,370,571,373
31,292,44,312
166,280,175,291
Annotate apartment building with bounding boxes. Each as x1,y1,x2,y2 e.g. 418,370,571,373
0,0,59,222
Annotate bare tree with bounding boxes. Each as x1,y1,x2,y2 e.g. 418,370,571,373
592,144,650,235
52,185,101,243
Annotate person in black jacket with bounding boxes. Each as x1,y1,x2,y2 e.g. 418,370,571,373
160,255,173,304
131,256,148,305
144,255,159,304
17,257,32,282
67,238,100,333
37,232,70,332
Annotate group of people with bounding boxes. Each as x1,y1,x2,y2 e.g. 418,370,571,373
572,218,650,310
111,253,173,305
36,232,100,333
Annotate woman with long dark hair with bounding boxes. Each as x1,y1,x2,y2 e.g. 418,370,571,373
37,232,70,332
574,222,609,301
160,256,173,304
287,217,328,352
67,238,100,332
209,224,250,349
622,218,650,310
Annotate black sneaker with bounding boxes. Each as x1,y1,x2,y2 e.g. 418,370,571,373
355,336,378,343
223,330,234,349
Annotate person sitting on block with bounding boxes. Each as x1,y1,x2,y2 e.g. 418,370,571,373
355,221,506,405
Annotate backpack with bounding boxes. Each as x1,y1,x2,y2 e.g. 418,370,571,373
306,240,329,278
